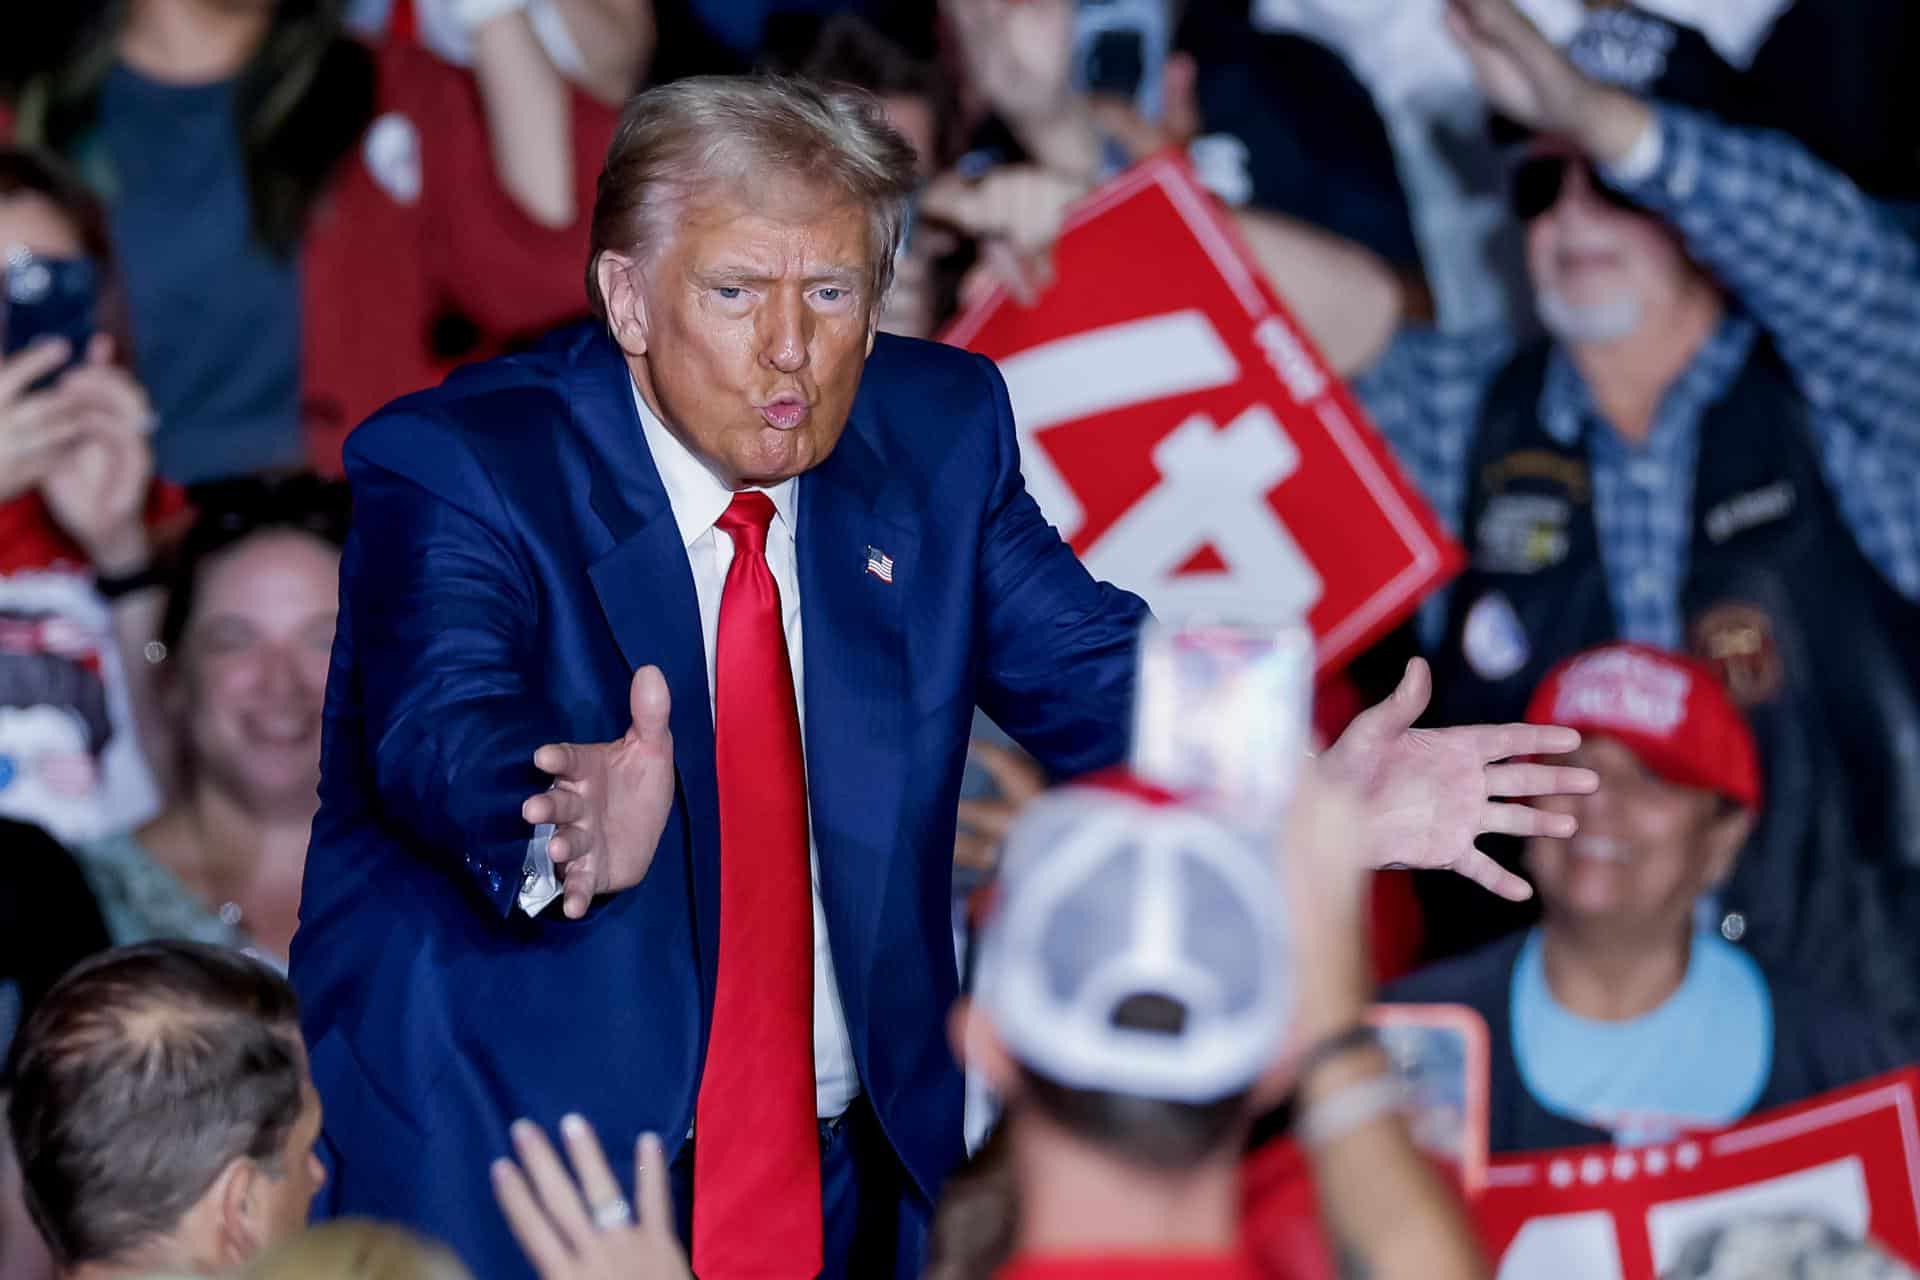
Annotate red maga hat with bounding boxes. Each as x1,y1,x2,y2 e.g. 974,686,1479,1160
1524,642,1761,811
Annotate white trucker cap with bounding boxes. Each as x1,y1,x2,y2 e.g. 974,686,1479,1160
972,773,1295,1104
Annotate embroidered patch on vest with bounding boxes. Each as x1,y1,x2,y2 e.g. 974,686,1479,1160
1463,590,1531,682
1476,492,1573,575
1691,602,1783,706
1703,481,1796,545
1479,449,1592,505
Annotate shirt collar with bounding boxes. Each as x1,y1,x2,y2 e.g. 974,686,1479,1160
1538,311,1759,449
630,377,798,547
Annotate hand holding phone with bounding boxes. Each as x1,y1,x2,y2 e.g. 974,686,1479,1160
2,250,99,389
0,250,155,552
36,338,158,572
0,339,92,502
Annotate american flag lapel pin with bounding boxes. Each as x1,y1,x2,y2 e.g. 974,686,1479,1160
863,545,895,584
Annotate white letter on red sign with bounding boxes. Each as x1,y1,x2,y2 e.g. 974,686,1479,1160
1083,404,1324,622
998,309,1242,542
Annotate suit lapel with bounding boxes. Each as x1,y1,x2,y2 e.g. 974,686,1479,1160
568,331,722,1001
798,400,920,992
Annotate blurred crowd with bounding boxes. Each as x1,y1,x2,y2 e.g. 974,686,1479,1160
3,0,1919,1277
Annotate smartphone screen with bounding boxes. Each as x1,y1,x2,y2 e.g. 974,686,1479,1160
1129,618,1315,831
1083,28,1146,99
1073,0,1169,122
1,251,99,384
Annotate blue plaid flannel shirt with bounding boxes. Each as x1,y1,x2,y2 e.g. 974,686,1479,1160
1354,106,1920,648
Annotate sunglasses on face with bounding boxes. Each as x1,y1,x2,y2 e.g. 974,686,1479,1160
1508,153,1641,222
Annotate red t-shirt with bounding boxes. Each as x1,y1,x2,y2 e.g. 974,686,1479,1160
995,1252,1264,1279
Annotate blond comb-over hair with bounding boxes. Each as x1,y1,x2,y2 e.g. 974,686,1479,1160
585,74,920,319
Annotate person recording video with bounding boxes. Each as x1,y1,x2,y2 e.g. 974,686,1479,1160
0,147,165,842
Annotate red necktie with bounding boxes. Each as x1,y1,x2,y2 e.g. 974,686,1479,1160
693,492,822,1278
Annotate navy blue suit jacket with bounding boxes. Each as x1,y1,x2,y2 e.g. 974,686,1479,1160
289,324,1147,1274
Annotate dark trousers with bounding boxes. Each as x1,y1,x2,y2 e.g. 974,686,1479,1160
670,1097,929,1280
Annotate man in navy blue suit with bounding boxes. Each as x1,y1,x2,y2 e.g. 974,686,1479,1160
291,75,1593,1280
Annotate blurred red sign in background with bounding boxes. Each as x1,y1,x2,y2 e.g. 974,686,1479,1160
941,154,1461,674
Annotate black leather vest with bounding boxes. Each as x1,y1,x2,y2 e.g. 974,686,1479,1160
1429,341,1920,1049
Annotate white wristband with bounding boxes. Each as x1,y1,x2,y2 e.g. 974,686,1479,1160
527,0,587,78
1296,1073,1406,1149
1601,115,1665,186
453,0,530,33
415,0,531,66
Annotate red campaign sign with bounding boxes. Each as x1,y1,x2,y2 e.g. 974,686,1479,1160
940,154,1461,674
1474,1069,1920,1277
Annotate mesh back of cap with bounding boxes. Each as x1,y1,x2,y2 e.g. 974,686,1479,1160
976,786,1294,1103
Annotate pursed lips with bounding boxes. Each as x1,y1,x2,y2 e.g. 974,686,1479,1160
757,394,810,430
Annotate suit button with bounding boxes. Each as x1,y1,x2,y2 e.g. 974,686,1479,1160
1720,911,1747,942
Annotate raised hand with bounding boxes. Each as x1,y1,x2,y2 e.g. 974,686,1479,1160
1444,0,1654,162
492,1118,690,1280
39,337,157,573
920,165,1091,255
1271,765,1376,1055
1321,657,1599,902
0,340,91,503
522,666,675,919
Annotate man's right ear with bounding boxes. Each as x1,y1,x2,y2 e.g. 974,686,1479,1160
208,1156,269,1269
596,251,649,357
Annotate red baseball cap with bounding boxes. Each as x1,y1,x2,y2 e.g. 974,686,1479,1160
1524,643,1762,811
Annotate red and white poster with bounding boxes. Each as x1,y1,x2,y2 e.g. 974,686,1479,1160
1474,1070,1920,1277
941,154,1460,674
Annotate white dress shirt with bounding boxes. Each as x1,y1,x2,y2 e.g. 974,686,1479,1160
519,380,861,1120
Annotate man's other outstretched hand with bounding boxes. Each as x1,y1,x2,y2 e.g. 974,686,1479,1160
1320,657,1599,902
523,666,676,919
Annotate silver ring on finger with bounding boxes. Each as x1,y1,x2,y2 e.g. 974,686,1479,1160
590,1196,633,1230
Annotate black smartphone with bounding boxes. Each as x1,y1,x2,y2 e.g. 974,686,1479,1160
1073,0,1170,122
1,251,99,386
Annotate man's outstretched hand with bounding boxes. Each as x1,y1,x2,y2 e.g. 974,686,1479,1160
523,666,676,919
1321,657,1599,902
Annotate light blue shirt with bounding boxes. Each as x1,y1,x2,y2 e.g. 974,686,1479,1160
1512,926,1773,1145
